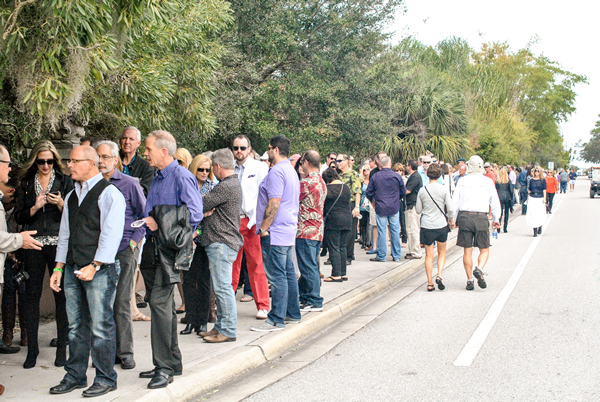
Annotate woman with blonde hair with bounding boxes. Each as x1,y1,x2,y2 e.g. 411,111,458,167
180,154,215,335
14,140,73,368
526,167,546,237
495,168,515,233
174,147,193,169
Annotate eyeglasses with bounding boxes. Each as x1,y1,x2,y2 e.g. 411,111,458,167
0,160,12,166
336,159,344,163
67,159,91,165
423,161,431,164
177,159,184,165
197,168,210,173
233,146,248,151
35,159,55,166
98,155,113,161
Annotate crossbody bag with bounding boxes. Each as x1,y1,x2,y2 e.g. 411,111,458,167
424,186,451,233
324,184,344,227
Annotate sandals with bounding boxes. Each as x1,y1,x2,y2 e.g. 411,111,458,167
435,276,445,290
240,295,254,302
427,284,435,292
323,276,343,282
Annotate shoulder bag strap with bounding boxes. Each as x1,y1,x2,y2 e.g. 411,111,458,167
424,186,449,224
324,184,344,220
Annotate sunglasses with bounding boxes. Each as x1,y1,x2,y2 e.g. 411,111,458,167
233,146,248,151
36,159,55,166
197,168,210,173
423,161,431,164
336,159,344,163
177,159,184,165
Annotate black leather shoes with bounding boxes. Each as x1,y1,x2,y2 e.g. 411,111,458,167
49,380,87,394
0,341,20,354
120,356,136,370
82,383,116,397
147,372,173,389
139,368,182,379
180,324,199,335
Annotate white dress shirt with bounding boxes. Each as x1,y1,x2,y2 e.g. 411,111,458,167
235,157,268,229
56,173,126,264
452,173,501,222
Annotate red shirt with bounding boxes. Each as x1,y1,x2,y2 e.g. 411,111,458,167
485,171,497,182
545,176,558,193
297,171,327,241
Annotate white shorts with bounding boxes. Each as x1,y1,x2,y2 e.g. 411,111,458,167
569,179,576,185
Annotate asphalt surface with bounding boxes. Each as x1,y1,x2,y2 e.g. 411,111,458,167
244,180,600,402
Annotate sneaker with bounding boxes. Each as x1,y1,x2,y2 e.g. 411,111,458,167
300,304,323,312
251,322,284,332
366,249,377,255
466,280,474,291
256,309,268,320
284,317,301,324
473,268,487,289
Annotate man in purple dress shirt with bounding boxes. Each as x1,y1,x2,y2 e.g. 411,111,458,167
251,136,300,332
139,131,203,389
96,141,146,370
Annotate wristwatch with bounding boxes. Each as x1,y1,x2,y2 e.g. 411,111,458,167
258,228,267,236
91,262,101,271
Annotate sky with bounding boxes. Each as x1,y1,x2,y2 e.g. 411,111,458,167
390,0,600,165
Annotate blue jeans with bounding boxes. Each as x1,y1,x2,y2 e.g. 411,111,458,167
265,245,301,327
376,212,402,261
260,235,273,283
560,181,567,193
205,242,238,338
63,262,119,387
296,238,323,307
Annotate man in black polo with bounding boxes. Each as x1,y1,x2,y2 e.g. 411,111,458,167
119,126,156,196
404,159,423,260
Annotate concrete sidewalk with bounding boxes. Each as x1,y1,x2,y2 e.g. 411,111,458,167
0,207,521,401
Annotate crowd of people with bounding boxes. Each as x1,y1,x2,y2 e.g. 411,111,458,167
0,129,574,397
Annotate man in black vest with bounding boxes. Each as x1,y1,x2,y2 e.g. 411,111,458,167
48,146,126,398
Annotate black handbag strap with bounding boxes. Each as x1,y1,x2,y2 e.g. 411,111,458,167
324,184,344,220
424,186,449,224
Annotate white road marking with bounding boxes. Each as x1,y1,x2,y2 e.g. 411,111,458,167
453,194,566,366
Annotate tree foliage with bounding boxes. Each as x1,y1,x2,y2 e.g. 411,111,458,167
580,116,600,163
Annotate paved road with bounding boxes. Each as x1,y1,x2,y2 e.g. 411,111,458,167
242,180,600,401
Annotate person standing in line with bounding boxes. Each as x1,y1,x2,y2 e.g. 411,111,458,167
568,168,577,191
527,167,547,237
559,168,569,193
366,152,386,255
452,155,501,291
197,149,243,343
366,155,406,262
404,159,423,260
416,163,455,291
138,131,203,389
0,143,44,396
545,170,558,214
48,146,126,397
14,140,73,369
454,164,467,187
119,126,156,196
296,151,327,311
358,164,371,249
392,163,408,247
336,154,361,265
495,168,514,233
251,136,301,332
96,141,146,370
320,152,337,175
231,135,270,320
180,154,215,335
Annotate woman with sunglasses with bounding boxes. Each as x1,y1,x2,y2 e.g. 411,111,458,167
14,140,73,368
526,167,547,237
180,154,216,335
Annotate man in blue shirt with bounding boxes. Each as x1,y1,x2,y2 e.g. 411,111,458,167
517,166,529,213
139,131,203,389
49,146,126,397
97,141,146,371
366,155,407,262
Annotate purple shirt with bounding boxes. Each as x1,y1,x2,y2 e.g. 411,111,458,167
256,159,299,246
366,167,407,217
145,160,203,231
109,169,147,252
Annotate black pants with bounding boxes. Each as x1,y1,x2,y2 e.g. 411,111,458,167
182,245,211,327
140,237,182,375
547,193,555,213
325,229,349,277
345,217,358,262
22,246,69,351
1,258,26,341
358,210,370,247
500,200,511,229
399,198,407,243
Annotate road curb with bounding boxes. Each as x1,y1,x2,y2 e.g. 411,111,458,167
125,206,522,401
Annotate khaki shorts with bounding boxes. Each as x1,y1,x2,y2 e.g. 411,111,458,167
456,212,490,249
369,202,377,226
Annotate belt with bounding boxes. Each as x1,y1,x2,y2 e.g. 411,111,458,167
240,214,248,219
459,211,488,216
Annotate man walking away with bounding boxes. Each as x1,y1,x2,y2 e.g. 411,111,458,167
404,159,423,260
559,168,568,193
49,146,125,397
252,136,300,332
297,151,327,312
366,155,406,262
452,155,501,291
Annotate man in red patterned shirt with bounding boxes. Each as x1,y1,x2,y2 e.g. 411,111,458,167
296,150,327,312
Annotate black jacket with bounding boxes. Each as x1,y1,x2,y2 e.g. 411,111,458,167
495,181,515,203
14,170,74,237
120,152,156,196
141,204,194,287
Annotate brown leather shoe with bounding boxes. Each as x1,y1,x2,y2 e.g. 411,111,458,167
0,383,5,396
203,333,236,343
198,328,218,338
